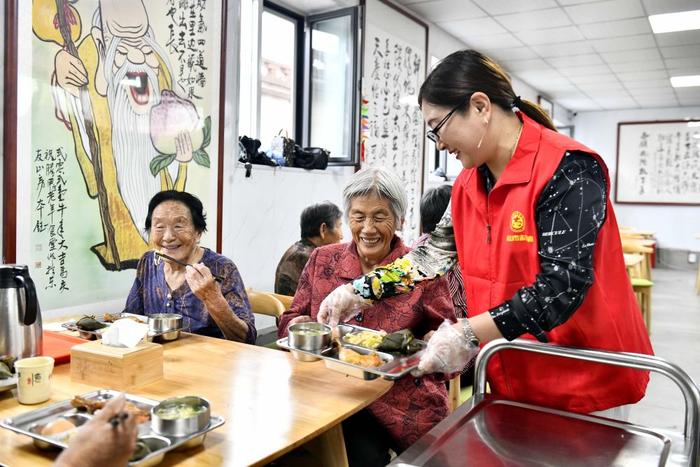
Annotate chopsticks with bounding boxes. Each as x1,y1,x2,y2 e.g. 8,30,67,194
108,412,129,428
154,251,224,283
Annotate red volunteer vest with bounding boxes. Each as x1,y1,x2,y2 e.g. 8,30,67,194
452,113,653,413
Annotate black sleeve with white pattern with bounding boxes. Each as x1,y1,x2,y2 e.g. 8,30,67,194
488,151,608,342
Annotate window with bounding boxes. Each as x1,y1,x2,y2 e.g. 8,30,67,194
308,8,358,165
239,2,359,166
259,3,303,148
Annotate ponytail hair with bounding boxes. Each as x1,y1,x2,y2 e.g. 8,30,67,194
419,50,557,132
514,97,557,131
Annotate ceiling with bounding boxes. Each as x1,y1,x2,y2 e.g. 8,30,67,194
393,0,700,111
279,0,700,112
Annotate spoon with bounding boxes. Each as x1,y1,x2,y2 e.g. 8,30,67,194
154,251,224,283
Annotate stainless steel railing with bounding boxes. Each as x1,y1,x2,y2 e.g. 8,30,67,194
474,339,700,466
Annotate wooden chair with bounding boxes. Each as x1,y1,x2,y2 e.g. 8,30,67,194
621,239,653,280
448,376,461,412
270,292,294,310
449,375,477,412
247,289,286,349
621,241,653,334
246,289,286,319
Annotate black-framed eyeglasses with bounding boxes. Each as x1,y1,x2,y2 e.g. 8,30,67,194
426,94,472,144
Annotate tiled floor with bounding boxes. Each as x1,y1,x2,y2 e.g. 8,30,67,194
628,267,700,432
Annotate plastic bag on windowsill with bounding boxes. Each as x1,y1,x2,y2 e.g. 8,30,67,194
238,136,278,178
293,145,329,170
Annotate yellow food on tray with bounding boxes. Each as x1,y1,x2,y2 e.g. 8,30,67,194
343,330,386,349
339,347,383,368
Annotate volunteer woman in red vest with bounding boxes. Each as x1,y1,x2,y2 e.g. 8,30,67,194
317,49,653,418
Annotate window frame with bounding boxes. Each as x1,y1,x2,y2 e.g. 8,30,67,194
306,7,360,166
261,1,305,144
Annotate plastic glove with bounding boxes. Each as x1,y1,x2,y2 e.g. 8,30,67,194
413,320,479,376
317,284,370,328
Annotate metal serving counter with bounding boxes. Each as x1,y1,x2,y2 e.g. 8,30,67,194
391,339,700,467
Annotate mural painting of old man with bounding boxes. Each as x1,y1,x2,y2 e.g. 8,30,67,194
32,0,212,270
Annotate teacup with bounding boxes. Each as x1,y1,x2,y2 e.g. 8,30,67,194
15,356,54,404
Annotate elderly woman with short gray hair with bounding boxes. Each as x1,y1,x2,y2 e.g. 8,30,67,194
278,167,456,466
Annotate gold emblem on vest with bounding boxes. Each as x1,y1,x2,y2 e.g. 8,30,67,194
507,211,534,243
510,211,525,232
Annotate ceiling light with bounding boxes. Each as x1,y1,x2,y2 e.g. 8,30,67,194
670,75,700,88
649,9,700,33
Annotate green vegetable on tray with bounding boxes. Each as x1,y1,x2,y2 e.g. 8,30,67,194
0,361,12,379
76,315,108,332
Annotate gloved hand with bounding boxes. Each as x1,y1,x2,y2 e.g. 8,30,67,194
413,320,479,376
317,284,370,328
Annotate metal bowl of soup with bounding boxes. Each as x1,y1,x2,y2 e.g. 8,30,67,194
151,396,210,437
288,322,331,361
148,313,183,341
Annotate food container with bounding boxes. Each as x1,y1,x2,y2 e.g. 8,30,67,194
147,314,183,341
287,322,331,362
151,396,211,437
0,390,225,466
130,435,170,467
276,323,426,380
29,413,91,449
61,321,107,340
322,345,393,380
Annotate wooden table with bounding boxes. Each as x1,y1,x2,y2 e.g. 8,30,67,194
0,334,393,466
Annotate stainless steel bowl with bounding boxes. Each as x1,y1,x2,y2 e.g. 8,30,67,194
151,396,210,437
288,322,331,350
148,313,183,341
288,322,331,362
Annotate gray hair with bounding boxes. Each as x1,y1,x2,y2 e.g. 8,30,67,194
343,167,407,222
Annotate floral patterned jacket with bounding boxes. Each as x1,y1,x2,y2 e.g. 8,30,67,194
278,237,456,449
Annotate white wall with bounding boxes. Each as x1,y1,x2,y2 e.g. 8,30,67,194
574,106,700,251
222,164,354,292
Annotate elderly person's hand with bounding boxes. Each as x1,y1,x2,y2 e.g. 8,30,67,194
317,284,370,328
185,263,220,301
54,394,138,467
413,320,479,376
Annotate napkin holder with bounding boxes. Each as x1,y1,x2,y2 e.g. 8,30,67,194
70,340,163,389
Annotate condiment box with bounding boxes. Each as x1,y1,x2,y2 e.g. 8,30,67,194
70,340,163,389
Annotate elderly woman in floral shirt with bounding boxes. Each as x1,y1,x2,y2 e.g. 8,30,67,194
278,167,456,467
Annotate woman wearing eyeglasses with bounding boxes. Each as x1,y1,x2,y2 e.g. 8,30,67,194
317,49,653,420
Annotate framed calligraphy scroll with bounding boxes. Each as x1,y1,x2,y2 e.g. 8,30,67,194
361,0,428,244
616,120,700,205
3,0,228,312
